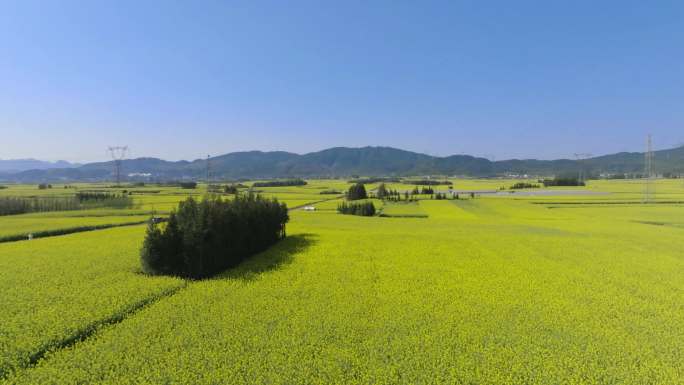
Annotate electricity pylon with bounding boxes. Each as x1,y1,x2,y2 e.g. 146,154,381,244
108,146,128,186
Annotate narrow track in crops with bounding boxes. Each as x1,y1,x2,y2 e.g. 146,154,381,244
0,283,188,381
289,195,344,211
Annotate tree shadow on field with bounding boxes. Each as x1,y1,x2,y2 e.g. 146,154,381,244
215,233,317,282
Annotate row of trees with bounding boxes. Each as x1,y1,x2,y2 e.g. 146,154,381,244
320,189,342,195
207,184,245,194
141,194,289,279
180,182,198,189
253,179,307,187
415,186,434,194
337,201,376,216
76,192,133,209
0,197,81,216
542,177,585,187
510,182,540,190
404,179,453,186
376,183,457,201
0,193,134,216
347,177,401,184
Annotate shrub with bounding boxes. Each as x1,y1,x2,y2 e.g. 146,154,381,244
337,201,376,216
347,183,368,200
0,185,7,190
252,179,307,187
320,189,342,195
141,194,289,279
38,183,52,189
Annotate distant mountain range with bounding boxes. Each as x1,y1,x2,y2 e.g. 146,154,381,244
1,146,682,182
0,159,80,174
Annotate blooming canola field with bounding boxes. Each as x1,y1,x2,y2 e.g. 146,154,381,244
1,179,684,384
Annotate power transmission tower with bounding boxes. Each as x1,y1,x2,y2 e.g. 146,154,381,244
108,146,128,186
643,135,655,203
205,155,211,185
573,153,593,184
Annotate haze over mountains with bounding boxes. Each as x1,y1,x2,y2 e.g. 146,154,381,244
0,159,80,174
1,146,682,182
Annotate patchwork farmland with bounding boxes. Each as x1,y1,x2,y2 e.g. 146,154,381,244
1,179,684,384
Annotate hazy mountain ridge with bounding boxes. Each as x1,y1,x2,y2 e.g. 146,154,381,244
0,159,80,173
1,146,682,182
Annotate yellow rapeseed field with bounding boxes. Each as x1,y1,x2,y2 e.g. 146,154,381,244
2,179,684,384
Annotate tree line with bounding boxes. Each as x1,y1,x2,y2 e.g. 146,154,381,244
404,179,453,186
252,179,307,187
542,177,585,187
509,182,540,190
141,194,289,279
0,193,133,216
337,201,376,216
347,177,401,184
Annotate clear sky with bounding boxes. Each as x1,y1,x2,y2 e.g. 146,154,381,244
1,1,682,162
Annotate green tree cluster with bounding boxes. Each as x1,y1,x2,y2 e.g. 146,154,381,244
252,179,307,187
346,183,368,200
337,201,376,216
141,194,289,279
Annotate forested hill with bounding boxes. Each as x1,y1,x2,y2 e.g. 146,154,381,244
2,146,683,182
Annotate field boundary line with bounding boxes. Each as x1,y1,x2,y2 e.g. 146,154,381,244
289,195,344,211
534,200,684,205
0,220,151,244
0,282,188,381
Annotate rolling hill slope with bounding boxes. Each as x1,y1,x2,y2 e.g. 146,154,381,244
1,146,682,182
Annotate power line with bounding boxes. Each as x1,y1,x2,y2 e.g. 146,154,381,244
573,153,593,184
643,135,655,203
107,146,128,186
206,155,211,185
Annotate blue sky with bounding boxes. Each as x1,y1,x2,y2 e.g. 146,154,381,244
1,1,682,162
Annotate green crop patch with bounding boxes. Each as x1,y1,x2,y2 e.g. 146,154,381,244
379,202,427,218
420,200,477,220
0,214,151,242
